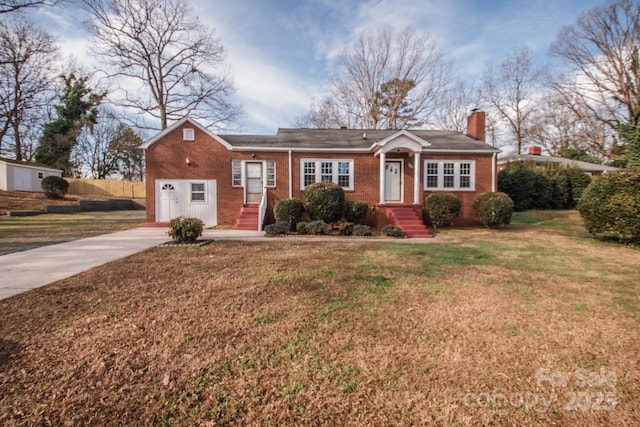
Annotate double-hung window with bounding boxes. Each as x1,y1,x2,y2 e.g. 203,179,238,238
424,160,475,191
301,159,354,190
191,182,205,202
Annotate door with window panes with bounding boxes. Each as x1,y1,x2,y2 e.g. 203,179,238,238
245,162,263,204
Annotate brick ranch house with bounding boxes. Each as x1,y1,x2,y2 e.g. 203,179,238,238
141,110,499,236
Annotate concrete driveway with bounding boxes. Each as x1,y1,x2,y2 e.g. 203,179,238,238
0,227,169,300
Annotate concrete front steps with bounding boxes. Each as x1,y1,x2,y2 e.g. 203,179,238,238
386,206,433,238
234,205,260,231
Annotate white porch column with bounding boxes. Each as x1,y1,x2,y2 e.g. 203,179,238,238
413,152,421,204
379,151,386,204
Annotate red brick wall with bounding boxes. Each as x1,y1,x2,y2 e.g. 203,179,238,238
145,123,496,228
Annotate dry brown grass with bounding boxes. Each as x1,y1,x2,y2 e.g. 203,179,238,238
1,211,639,426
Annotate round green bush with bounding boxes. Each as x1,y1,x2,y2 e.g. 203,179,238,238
296,221,308,234
382,224,405,238
578,168,640,243
425,193,461,227
352,224,372,236
264,221,291,236
345,201,368,224
303,182,345,223
472,192,514,228
274,198,304,230
168,216,203,243
339,222,354,236
41,175,69,199
305,220,333,235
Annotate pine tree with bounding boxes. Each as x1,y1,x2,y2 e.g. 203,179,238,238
34,73,105,175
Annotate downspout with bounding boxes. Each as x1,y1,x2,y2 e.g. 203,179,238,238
288,150,293,198
379,151,386,204
492,152,497,192
414,152,421,204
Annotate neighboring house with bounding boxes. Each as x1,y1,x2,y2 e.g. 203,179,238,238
141,110,499,233
0,158,63,192
498,147,618,176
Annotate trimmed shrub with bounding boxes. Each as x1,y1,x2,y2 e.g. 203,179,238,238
339,222,354,236
168,216,203,243
472,192,514,228
303,182,345,223
548,173,572,209
274,198,305,230
305,220,333,235
352,224,372,236
382,224,405,238
41,175,69,199
530,172,554,209
578,168,640,243
296,221,308,234
264,221,291,236
555,166,592,207
498,162,541,211
425,193,461,227
345,201,368,224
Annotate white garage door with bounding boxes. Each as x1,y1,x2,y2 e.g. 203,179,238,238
13,167,32,191
156,179,217,226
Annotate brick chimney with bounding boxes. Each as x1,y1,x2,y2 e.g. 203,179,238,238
528,146,542,155
466,110,486,141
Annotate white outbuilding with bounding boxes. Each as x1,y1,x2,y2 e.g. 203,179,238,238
0,158,63,192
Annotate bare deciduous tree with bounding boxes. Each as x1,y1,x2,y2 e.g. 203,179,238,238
0,0,56,14
526,92,609,162
431,79,481,132
300,26,451,129
83,0,241,131
483,47,544,154
550,0,640,166
74,108,144,179
0,18,58,160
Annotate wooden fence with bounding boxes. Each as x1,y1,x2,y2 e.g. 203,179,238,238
66,178,146,199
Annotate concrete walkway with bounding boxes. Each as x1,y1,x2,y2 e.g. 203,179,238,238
0,227,439,301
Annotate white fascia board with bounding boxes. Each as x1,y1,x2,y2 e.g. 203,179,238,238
140,117,234,150
371,129,431,151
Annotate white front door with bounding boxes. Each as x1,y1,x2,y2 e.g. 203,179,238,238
384,160,402,202
158,182,178,221
245,162,263,204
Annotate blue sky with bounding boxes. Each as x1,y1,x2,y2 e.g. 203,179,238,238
32,0,607,135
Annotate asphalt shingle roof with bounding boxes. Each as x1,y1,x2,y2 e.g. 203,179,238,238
498,154,617,172
220,128,498,152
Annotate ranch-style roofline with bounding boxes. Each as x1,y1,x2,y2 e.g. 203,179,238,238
141,117,500,154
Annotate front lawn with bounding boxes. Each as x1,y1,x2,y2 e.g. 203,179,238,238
0,211,638,425
0,211,145,255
